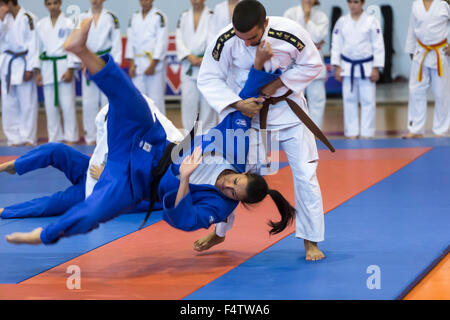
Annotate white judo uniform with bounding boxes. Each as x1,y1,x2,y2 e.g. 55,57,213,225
331,11,385,138
405,0,450,136
208,0,241,43
284,4,329,129
85,95,184,198
198,17,325,242
37,13,79,143
126,8,168,115
78,8,122,144
0,7,39,146
176,7,217,132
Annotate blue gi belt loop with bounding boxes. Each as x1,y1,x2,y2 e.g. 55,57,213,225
4,50,28,94
340,54,374,92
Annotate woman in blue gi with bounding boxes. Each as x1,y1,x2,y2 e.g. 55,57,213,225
1,18,295,245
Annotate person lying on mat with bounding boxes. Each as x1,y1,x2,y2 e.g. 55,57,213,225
1,18,295,245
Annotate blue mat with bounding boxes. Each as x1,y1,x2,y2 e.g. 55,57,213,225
186,146,450,300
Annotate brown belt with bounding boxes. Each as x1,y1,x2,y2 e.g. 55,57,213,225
259,90,335,153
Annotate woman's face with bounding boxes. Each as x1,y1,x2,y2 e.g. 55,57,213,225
347,0,364,15
216,173,249,201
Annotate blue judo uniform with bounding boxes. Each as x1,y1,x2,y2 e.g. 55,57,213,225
1,54,281,244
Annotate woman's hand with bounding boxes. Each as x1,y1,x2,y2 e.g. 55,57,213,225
89,163,104,180
369,67,380,82
334,66,342,82
254,40,273,70
179,146,203,181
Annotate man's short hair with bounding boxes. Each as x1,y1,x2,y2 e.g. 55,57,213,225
232,0,266,33
0,0,18,5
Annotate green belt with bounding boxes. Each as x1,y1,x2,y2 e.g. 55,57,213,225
186,54,204,76
86,47,112,86
40,52,68,107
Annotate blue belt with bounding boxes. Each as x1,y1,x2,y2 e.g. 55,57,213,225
340,54,374,92
4,50,28,94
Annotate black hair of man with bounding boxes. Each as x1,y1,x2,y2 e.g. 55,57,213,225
232,0,266,33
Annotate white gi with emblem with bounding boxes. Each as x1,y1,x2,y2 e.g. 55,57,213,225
198,16,325,242
208,0,241,43
37,13,79,143
405,0,450,136
76,8,122,144
0,7,39,146
331,11,385,137
176,6,217,132
126,8,168,115
284,4,329,129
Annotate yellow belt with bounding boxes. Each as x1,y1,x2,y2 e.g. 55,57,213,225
416,39,448,82
135,51,153,63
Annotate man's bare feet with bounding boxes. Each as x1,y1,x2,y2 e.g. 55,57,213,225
0,208,4,217
402,133,423,139
63,17,93,55
304,240,325,261
0,160,16,174
6,227,43,245
193,231,225,252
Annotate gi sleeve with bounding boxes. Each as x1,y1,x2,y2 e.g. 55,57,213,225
283,7,297,22
370,17,385,68
109,14,123,64
404,8,417,54
330,17,344,66
175,13,191,61
125,15,134,60
152,12,169,61
278,24,323,94
197,37,242,115
305,12,329,45
24,13,39,71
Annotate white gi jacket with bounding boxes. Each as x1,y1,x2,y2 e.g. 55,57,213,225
284,5,329,79
405,0,450,70
198,16,323,127
0,7,39,86
37,13,77,85
208,1,235,43
78,8,122,64
125,8,169,74
176,7,213,79
331,11,385,78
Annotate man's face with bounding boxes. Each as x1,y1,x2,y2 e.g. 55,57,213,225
139,0,153,11
190,0,205,9
45,0,62,15
90,0,106,9
234,18,268,47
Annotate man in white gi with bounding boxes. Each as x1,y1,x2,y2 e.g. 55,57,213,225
0,0,39,146
126,0,168,115
78,0,122,145
176,0,217,132
208,0,241,43
35,0,79,145
404,0,450,138
284,0,329,129
196,0,326,261
331,0,385,139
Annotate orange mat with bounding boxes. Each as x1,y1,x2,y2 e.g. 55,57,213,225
0,148,431,299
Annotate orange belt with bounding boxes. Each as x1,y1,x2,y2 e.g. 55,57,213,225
416,39,448,82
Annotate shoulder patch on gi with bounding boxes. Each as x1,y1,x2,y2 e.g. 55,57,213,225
156,12,165,28
107,11,120,29
209,10,214,14
177,10,188,29
268,28,305,52
24,13,34,30
212,28,235,61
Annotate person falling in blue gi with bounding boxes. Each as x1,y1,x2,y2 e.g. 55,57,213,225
0,18,295,245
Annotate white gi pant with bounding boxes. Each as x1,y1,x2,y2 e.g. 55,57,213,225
181,74,217,132
216,123,325,242
407,58,450,135
342,76,376,137
1,80,38,146
82,73,108,144
305,79,327,129
132,69,166,115
43,81,79,143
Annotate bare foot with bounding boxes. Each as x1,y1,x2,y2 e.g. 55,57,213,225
0,208,3,217
0,160,16,174
63,17,93,55
193,231,225,252
347,136,358,140
402,133,423,139
6,227,43,245
304,240,325,261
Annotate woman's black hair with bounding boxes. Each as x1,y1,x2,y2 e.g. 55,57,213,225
243,172,296,235
232,0,266,33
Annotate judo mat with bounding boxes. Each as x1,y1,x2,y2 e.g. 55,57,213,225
0,138,448,300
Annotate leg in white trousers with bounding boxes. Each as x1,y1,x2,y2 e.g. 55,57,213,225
43,81,79,143
342,77,376,137
181,76,217,132
1,80,38,146
82,74,107,144
132,70,166,115
408,59,450,135
305,79,327,129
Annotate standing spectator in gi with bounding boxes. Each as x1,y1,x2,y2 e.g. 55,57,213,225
284,0,329,129
0,0,39,146
35,0,79,145
331,0,385,139
176,0,217,132
126,0,168,115
208,0,241,43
